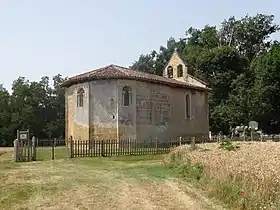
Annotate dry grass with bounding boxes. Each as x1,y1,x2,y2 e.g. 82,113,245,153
164,141,280,209
0,147,13,156
0,151,223,210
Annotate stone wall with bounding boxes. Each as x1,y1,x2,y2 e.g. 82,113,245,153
163,50,188,79
163,50,206,88
117,79,209,141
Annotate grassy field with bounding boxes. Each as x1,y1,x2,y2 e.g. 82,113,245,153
164,141,280,210
0,147,223,210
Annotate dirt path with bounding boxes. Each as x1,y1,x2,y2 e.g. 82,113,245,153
1,154,224,210
113,178,223,210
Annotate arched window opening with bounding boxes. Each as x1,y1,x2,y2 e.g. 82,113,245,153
77,88,85,107
167,66,173,78
122,86,132,106
185,94,191,119
177,64,183,77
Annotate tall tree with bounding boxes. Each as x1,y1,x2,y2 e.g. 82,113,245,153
250,43,280,133
131,13,280,134
0,85,11,146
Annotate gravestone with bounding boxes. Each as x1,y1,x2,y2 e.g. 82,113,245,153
248,121,258,140
249,121,258,130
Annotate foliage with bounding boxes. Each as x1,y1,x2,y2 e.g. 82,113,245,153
219,139,240,151
0,75,66,146
132,13,280,134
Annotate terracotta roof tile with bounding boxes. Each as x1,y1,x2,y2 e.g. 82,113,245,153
60,64,210,91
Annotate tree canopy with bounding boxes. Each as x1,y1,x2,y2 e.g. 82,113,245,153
132,13,280,134
1,13,280,146
0,75,66,146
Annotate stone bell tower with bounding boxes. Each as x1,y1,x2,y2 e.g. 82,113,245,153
163,48,207,88
163,48,188,82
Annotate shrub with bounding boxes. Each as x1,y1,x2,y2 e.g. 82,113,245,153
219,139,240,151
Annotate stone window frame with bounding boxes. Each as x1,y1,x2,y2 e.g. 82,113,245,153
77,88,85,108
122,86,132,106
185,92,191,119
167,66,173,78
177,64,183,77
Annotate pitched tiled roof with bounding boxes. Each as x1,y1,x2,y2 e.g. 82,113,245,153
60,64,210,91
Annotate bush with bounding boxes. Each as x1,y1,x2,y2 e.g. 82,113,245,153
179,161,204,181
164,148,204,181
219,139,240,151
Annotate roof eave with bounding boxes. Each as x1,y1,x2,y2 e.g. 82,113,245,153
60,76,211,92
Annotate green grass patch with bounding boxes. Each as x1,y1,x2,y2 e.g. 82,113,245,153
118,163,178,180
36,146,68,161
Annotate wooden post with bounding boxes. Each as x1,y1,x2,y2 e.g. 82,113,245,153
179,136,182,146
190,137,196,150
68,136,73,158
31,136,36,161
89,139,92,157
128,138,131,155
52,138,56,160
101,140,105,157
155,138,158,154
13,139,19,162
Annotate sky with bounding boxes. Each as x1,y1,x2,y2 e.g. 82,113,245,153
0,0,280,92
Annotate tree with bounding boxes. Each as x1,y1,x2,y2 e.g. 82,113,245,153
0,85,11,146
0,74,66,146
131,13,280,134
250,43,280,133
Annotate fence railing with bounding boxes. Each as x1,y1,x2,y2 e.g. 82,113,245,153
67,136,214,158
13,134,280,161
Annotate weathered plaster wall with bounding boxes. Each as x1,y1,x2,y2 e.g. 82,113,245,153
65,77,209,141
135,81,208,140
89,80,118,140
117,80,137,139
117,79,209,141
65,82,90,141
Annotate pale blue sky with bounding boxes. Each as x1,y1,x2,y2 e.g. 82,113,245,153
1,0,279,91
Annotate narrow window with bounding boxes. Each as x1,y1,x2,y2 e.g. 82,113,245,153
177,64,183,77
77,88,85,107
122,86,132,106
185,94,191,119
167,66,173,78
